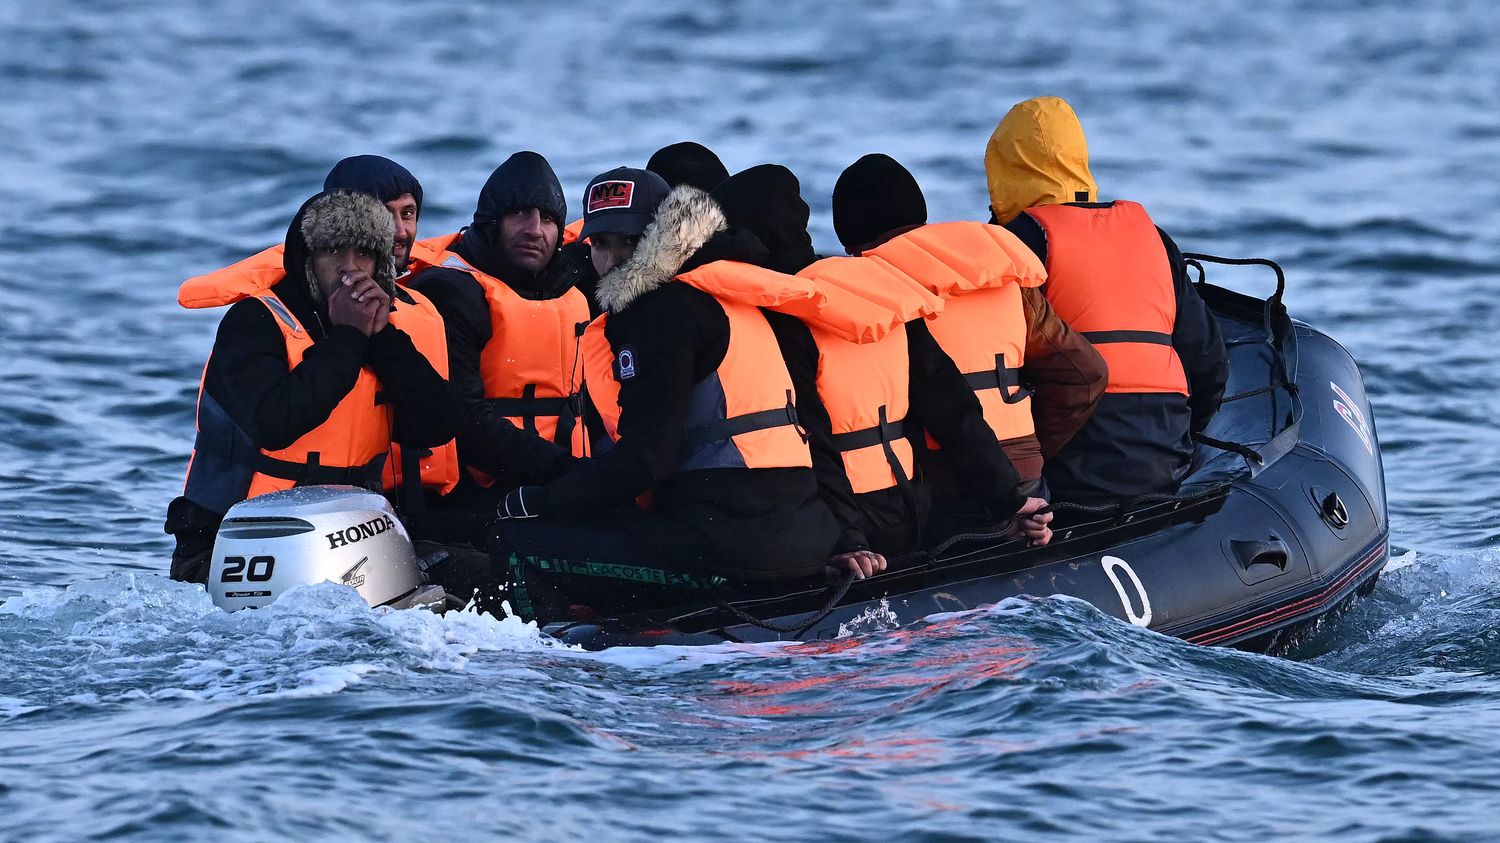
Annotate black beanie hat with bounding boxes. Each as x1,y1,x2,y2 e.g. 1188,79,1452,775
647,141,731,193
323,155,424,214
472,151,567,229
832,153,928,254
711,164,815,274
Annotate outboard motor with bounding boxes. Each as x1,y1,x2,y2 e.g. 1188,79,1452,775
207,486,446,612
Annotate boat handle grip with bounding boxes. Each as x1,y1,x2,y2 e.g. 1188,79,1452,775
1230,538,1290,571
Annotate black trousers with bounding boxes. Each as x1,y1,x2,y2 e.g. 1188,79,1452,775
422,510,751,625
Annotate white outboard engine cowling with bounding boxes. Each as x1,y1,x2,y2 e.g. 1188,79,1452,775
208,486,446,612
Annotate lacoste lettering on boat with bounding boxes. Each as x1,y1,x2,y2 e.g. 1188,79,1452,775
326,515,395,550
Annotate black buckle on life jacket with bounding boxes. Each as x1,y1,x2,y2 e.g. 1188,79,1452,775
963,353,1033,405
488,385,584,438
832,405,921,543
253,450,389,492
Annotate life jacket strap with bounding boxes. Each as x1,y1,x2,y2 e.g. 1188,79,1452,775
963,353,1033,406
830,415,906,452
1081,330,1173,346
252,450,388,490
487,388,583,432
834,405,921,544
681,390,804,451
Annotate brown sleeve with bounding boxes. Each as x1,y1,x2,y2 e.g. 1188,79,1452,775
1020,287,1109,458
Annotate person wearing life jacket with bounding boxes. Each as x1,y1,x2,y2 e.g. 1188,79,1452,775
164,192,458,583
407,152,595,510
569,166,673,318
424,178,847,623
646,141,730,192
169,156,463,524
831,154,1108,530
718,165,1054,561
567,147,728,318
986,97,1228,505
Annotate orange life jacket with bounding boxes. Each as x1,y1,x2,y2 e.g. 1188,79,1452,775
178,255,460,500
864,222,1045,446
182,293,392,514
808,324,914,494
177,236,451,308
582,261,812,474
788,256,941,495
1025,201,1188,395
428,246,590,481
563,218,585,245
381,286,461,498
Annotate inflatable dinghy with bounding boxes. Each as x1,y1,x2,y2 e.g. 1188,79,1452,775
203,256,1387,655
541,256,1389,652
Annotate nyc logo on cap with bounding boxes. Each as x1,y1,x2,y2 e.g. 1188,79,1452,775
588,180,635,214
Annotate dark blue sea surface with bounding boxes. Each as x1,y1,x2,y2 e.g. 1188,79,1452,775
3,1,1499,840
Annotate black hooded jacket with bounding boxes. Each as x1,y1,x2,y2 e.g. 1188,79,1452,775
532,184,839,579
196,194,456,459
409,153,591,489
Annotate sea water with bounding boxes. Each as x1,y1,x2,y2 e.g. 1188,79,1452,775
4,2,1499,839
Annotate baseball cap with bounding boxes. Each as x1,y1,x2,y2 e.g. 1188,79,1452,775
579,167,671,239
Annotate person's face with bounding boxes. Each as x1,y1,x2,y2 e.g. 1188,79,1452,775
385,193,419,272
311,244,377,301
589,231,641,277
498,207,558,273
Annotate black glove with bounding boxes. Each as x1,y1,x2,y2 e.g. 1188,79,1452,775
496,486,541,520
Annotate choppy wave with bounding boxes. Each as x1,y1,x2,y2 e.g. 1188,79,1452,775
5,0,1500,838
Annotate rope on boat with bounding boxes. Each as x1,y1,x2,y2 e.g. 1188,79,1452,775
714,567,856,635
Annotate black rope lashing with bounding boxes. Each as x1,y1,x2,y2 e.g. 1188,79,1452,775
1192,431,1264,464
714,567,856,636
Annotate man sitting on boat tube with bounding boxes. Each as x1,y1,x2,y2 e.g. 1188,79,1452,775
166,192,458,582
985,96,1228,505
829,153,1107,538
719,164,1056,562
406,153,595,515
426,172,860,623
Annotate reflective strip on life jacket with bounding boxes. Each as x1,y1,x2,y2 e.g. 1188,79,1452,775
1026,200,1188,395
182,293,392,513
436,251,591,477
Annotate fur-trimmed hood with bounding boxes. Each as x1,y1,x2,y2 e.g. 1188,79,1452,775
299,191,399,297
595,185,727,313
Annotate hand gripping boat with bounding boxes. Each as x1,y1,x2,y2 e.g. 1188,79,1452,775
543,255,1390,653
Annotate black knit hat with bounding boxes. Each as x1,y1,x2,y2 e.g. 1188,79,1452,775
710,164,815,274
323,155,424,214
647,141,730,193
472,151,567,230
832,153,928,254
